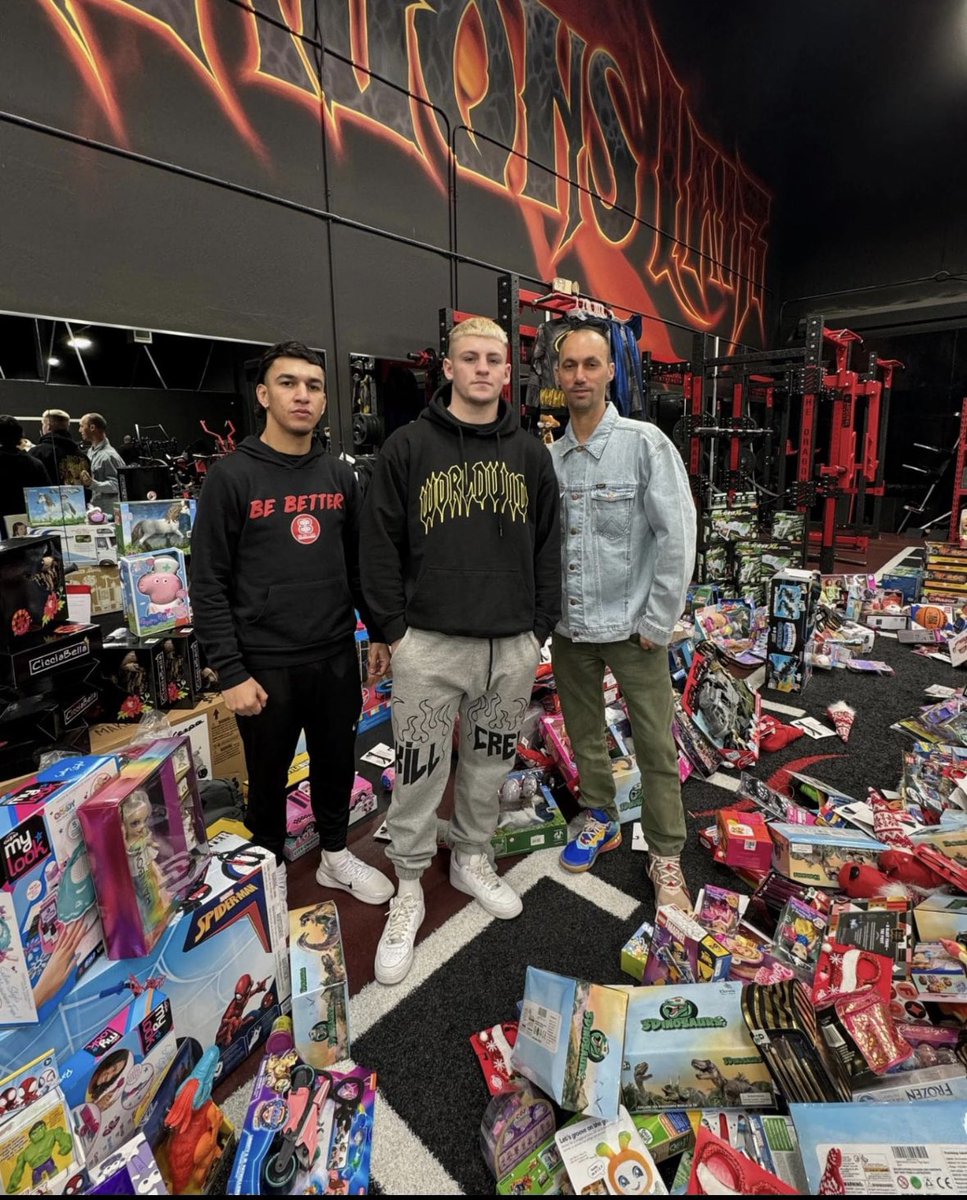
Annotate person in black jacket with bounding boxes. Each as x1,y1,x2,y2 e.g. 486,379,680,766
361,316,561,985
190,341,394,904
29,409,90,487
0,415,48,535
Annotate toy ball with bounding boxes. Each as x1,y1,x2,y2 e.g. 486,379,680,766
914,605,947,630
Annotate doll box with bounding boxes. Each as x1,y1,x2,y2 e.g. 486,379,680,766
99,635,170,721
0,536,69,656
511,967,627,1119
289,901,350,1069
77,736,209,958
621,981,775,1113
59,984,178,1169
119,548,191,638
0,833,291,1088
539,714,580,795
0,754,119,1026
769,822,888,888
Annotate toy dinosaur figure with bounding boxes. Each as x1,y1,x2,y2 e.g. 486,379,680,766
163,1045,225,1194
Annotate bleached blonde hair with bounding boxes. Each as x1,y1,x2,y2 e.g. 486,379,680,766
447,316,508,353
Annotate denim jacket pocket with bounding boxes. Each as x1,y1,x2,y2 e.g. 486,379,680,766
591,485,636,540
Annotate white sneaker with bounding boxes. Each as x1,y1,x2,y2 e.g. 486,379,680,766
450,852,522,919
315,850,394,905
374,894,425,986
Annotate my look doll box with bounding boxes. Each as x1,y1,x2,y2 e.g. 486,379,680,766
78,736,209,958
0,755,119,1026
119,548,191,638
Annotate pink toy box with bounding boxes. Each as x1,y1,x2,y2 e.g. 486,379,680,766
78,736,209,958
119,549,191,638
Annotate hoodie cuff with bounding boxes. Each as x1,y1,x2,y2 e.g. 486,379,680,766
384,617,407,645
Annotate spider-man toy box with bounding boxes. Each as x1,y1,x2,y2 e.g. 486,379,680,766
0,754,119,1026
0,832,290,1090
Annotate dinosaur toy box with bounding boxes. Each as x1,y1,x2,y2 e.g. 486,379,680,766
770,822,888,888
0,833,291,1089
59,982,178,1170
289,900,350,1069
119,548,191,638
621,982,775,1113
0,754,119,1026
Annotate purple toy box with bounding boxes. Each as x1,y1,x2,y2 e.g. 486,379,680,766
78,736,209,958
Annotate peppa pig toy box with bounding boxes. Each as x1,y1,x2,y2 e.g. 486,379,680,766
119,549,191,638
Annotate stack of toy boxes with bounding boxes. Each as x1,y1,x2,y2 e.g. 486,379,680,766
766,567,821,693
0,534,105,775
0,831,291,1087
78,736,209,959
923,540,967,602
118,548,191,638
0,755,119,1026
290,900,350,1068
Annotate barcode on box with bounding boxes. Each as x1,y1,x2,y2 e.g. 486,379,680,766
892,1146,929,1160
519,999,562,1052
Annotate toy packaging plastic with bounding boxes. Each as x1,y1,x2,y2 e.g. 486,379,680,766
289,901,350,1070
0,755,119,1025
512,967,627,1119
686,1125,797,1195
78,736,209,958
119,549,191,637
480,1085,556,1180
471,1021,520,1096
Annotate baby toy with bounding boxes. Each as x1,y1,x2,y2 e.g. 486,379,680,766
595,1129,655,1195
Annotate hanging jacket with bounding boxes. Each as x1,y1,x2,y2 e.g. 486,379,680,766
360,385,561,645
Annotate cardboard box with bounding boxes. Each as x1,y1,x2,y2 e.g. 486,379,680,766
64,565,122,615
914,894,967,942
158,627,203,708
512,968,627,1119
715,809,773,874
78,736,209,958
621,981,775,1112
495,1133,568,1194
114,499,195,556
0,833,290,1086
767,567,821,693
290,900,350,1069
621,919,654,982
119,548,191,638
0,755,119,1025
494,771,568,857
770,821,888,888
0,1084,81,1195
631,1110,695,1165
642,905,731,985
0,534,69,656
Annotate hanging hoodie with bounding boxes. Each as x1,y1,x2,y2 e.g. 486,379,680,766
360,385,561,645
190,435,380,689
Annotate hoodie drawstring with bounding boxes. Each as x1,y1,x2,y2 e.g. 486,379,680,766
495,430,503,538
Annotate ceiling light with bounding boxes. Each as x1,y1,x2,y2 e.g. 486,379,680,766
66,335,93,351
47,356,61,367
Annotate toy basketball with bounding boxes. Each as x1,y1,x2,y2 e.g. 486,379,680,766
914,604,947,630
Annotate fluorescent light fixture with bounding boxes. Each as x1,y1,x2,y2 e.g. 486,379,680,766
66,335,93,350
47,356,61,366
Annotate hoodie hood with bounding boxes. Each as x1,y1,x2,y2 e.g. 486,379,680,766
422,382,519,435
236,433,327,469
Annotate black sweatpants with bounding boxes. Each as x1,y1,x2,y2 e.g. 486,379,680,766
235,641,360,860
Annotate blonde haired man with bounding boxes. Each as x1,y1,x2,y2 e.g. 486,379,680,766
30,409,90,487
361,317,561,985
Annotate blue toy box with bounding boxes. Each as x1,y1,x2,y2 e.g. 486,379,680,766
0,755,119,1026
0,833,291,1088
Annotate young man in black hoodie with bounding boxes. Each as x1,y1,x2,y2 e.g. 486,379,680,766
361,317,561,985
190,341,394,904
29,409,91,487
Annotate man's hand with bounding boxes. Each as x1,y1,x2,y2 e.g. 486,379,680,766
222,677,268,716
79,469,92,486
366,642,391,684
638,635,658,651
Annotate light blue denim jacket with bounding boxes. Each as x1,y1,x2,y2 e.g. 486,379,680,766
549,404,697,645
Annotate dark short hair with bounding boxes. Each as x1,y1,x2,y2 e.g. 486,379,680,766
255,341,325,386
0,415,22,450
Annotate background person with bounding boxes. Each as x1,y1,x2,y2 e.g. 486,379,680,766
78,412,126,506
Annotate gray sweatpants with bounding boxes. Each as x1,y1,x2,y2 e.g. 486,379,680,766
387,628,541,879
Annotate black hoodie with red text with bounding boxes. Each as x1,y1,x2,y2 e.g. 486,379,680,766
360,386,561,645
190,435,379,688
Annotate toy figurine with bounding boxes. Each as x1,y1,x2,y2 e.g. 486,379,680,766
8,1118,74,1191
537,412,560,446
595,1130,655,1195
122,790,170,929
215,973,269,1048
162,1045,225,1194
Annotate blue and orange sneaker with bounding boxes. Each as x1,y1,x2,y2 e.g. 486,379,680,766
559,809,622,873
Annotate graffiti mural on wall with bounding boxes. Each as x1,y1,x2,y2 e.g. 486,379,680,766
37,0,770,355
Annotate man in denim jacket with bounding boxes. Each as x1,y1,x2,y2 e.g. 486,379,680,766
549,326,697,909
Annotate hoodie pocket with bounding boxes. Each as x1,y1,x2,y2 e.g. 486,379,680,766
251,580,351,644
408,567,531,633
